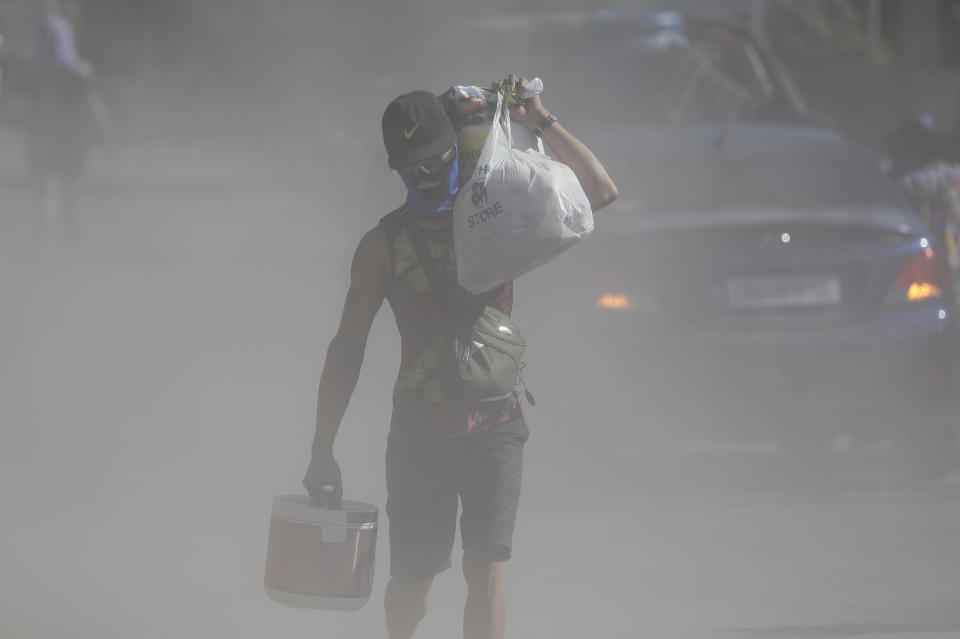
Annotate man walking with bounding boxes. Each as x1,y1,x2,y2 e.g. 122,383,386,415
303,74,617,639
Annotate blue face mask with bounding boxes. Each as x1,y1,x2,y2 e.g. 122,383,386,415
402,147,460,219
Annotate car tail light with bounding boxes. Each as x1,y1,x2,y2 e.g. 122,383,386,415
597,293,633,310
884,249,946,304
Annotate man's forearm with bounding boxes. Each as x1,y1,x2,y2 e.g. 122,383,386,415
311,333,365,454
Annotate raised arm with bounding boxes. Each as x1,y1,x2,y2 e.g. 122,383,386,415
304,226,390,503
494,74,618,212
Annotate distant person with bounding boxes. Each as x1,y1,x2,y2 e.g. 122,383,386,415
25,0,114,236
0,13,19,104
0,15,27,106
886,118,960,268
302,74,617,639
0,15,6,98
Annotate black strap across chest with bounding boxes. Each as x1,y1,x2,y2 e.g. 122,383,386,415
402,212,495,324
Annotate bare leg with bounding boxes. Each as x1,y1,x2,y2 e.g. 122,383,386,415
463,547,506,639
385,576,432,639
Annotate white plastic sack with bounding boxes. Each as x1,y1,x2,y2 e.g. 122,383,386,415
453,92,594,294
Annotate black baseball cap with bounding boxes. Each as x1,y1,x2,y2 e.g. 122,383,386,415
382,90,457,170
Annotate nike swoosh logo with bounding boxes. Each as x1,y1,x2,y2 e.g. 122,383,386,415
403,121,422,139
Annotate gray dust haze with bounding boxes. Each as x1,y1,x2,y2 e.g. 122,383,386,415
2,2,959,638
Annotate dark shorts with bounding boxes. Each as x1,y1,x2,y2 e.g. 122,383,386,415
385,417,529,582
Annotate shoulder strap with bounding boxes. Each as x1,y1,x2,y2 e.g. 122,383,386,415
403,212,500,320
379,203,411,279
403,212,454,313
379,203,411,244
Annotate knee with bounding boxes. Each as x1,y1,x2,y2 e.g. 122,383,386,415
462,546,504,591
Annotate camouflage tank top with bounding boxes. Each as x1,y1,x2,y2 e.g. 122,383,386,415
379,205,521,443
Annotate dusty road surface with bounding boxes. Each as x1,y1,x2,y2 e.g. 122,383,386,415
2,131,959,639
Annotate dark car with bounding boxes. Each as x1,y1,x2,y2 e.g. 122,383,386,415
506,11,959,476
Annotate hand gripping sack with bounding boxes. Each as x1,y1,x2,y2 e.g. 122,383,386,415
453,92,594,294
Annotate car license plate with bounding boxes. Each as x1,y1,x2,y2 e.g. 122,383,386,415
725,275,841,308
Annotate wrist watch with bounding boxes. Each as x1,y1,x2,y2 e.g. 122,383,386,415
534,113,559,136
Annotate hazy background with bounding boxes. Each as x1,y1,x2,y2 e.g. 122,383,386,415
2,2,960,638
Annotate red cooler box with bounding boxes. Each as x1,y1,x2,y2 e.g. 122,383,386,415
264,495,378,610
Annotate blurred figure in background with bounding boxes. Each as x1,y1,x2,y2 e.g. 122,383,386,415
0,15,6,99
886,118,960,270
25,0,114,238
0,14,27,109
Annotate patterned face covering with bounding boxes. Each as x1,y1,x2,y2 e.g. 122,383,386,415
402,147,460,219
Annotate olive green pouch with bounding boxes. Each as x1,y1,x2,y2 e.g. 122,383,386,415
405,214,532,410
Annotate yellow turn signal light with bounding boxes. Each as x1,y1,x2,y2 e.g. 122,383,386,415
907,282,942,301
885,250,946,305
597,294,633,310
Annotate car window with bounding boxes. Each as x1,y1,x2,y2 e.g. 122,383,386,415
612,142,909,214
